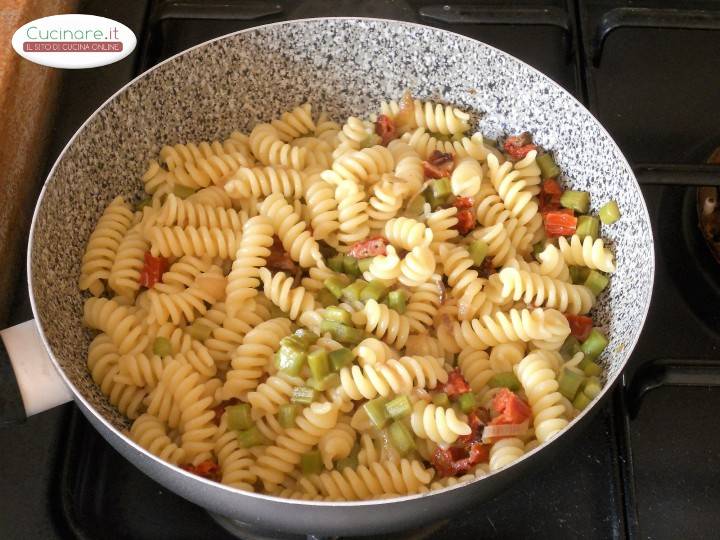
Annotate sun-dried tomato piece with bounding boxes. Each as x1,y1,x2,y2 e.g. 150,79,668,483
181,459,220,481
348,236,387,258
139,251,168,289
375,114,397,146
428,150,454,166
266,236,297,272
490,388,532,426
455,209,476,235
504,132,537,160
544,211,578,237
442,369,472,398
453,196,474,210
422,150,456,178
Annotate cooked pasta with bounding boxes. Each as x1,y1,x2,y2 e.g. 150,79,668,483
81,94,617,499
224,166,304,200
225,216,274,315
558,234,616,273
409,400,471,444
80,196,135,296
497,267,595,315
384,217,432,250
249,123,307,170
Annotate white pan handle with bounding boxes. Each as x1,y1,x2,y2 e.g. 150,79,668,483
1,320,73,420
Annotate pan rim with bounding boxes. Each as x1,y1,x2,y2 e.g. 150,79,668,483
26,16,655,507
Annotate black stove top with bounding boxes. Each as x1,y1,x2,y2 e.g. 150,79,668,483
2,1,720,539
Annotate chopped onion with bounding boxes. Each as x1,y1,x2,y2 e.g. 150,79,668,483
482,420,529,443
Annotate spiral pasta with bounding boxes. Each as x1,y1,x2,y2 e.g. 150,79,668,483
333,116,375,158
303,178,340,242
213,412,257,490
426,207,459,246
537,244,570,282
457,349,494,392
451,308,570,350
474,223,517,267
515,351,569,443
260,192,321,267
400,128,488,161
159,138,248,172
145,266,225,326
251,402,339,488
205,308,268,363
399,245,435,287
115,352,169,389
225,216,274,315
335,180,370,248
363,245,402,284
270,103,315,142
498,267,595,315
450,156,483,198
80,196,134,296
410,400,471,444
84,297,148,355
387,140,424,194
318,422,357,469
405,276,443,332
108,225,149,299
130,414,186,465
338,355,447,400
558,234,616,273
258,268,317,321
222,317,292,400
224,166,304,200
249,123,307,170
149,225,240,259
353,338,396,367
368,179,406,230
168,151,252,190
83,94,617,499
489,438,525,471
384,217,432,250
386,99,470,134
321,145,394,185
437,243,489,319
486,153,538,226
300,459,433,500
362,299,411,349
87,334,147,419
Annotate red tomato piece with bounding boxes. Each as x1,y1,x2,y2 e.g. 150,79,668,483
442,369,472,398
455,209,476,235
139,251,168,289
422,160,447,179
348,236,387,258
453,196,474,210
544,211,578,237
542,178,563,196
566,314,593,341
375,114,397,146
504,132,537,160
181,459,219,481
490,388,532,426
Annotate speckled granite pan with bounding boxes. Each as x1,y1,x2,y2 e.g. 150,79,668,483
27,18,653,536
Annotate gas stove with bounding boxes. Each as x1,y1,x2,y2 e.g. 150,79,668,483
2,1,719,539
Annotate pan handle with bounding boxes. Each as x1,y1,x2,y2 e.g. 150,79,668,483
0,320,73,425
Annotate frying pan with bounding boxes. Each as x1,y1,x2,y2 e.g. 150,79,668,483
0,18,654,536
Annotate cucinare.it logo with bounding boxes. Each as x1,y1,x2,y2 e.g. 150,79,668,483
12,14,136,69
